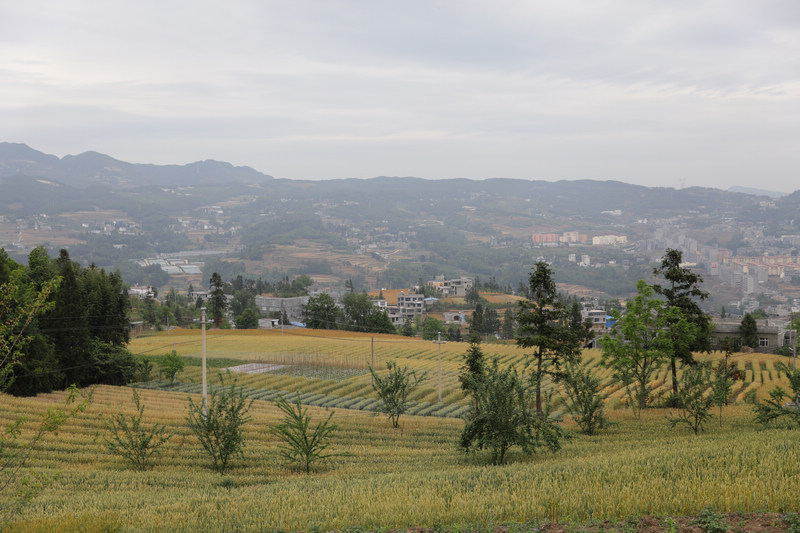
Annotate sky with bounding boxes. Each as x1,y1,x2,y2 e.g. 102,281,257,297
2,1,799,192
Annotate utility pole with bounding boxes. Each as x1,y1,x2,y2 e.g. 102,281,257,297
433,332,447,403
371,336,375,387
201,307,208,418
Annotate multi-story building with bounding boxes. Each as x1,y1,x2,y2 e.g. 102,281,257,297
397,291,425,322
428,276,474,298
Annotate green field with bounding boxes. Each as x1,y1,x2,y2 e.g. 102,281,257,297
2,329,800,531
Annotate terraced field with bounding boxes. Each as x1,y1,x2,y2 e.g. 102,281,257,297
130,329,795,416
3,329,799,531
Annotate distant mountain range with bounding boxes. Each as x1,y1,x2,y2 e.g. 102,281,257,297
0,142,273,189
2,142,799,223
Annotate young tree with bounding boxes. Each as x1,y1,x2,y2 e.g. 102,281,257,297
740,313,759,349
502,308,515,340
459,358,563,465
104,388,172,471
601,280,691,413
459,334,486,408
1,384,91,525
186,375,253,473
269,394,343,473
368,361,426,428
668,363,715,435
516,262,582,412
207,272,227,328
752,362,800,427
560,360,607,436
159,350,185,382
652,249,712,402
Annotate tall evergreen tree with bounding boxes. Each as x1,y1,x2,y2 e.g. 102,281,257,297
740,313,759,349
652,249,711,400
208,272,227,328
516,262,582,413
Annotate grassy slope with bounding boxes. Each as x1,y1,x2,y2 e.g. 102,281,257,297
2,330,799,531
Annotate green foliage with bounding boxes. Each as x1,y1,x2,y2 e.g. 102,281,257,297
0,259,61,392
1,384,91,525
186,375,253,473
668,363,715,435
234,307,259,329
560,360,607,436
601,281,687,414
269,394,344,473
652,249,712,402
739,313,759,349
421,316,445,340
458,335,486,405
208,272,227,328
459,358,564,465
752,362,800,427
369,361,426,428
516,262,582,413
692,506,728,533
303,293,341,330
104,388,172,471
135,357,154,382
159,350,185,382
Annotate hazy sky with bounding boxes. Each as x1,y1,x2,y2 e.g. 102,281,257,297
2,1,798,192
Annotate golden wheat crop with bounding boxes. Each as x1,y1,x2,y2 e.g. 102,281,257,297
3,384,800,532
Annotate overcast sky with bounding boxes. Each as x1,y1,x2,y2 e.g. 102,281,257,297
2,1,798,192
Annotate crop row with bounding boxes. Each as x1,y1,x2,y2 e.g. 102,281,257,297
3,385,800,531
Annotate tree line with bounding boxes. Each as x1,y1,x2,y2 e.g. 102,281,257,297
1,247,135,395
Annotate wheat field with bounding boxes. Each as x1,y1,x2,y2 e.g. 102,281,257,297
2,330,799,531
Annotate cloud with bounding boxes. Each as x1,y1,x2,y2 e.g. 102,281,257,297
1,0,798,191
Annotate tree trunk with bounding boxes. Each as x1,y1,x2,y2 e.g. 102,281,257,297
535,348,543,413
671,357,679,398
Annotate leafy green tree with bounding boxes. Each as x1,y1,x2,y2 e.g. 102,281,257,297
342,292,374,331
560,360,606,436
446,322,462,342
668,363,715,434
1,384,91,525
483,307,501,336
230,289,256,318
752,362,800,427
740,313,759,349
459,334,486,408
601,280,691,414
502,308,515,340
367,309,395,334
652,249,712,401
104,388,172,471
0,255,61,392
302,293,341,330
235,308,259,329
159,350,185,381
186,375,253,473
470,303,485,337
421,316,445,340
465,285,481,306
208,272,227,328
368,361,426,428
459,358,564,465
516,262,582,412
401,321,414,337
269,394,344,473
